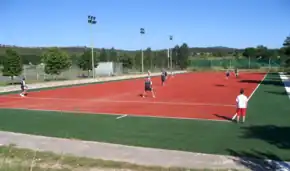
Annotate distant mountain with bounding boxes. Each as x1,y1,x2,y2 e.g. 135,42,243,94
0,44,240,55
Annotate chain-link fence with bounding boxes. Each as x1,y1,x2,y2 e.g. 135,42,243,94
21,62,126,81
190,57,281,70
21,64,85,81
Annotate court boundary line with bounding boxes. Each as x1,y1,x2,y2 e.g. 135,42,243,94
278,72,290,100
0,96,236,108
0,107,231,122
232,72,268,120
116,114,128,119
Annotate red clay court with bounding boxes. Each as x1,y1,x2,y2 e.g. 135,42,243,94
0,72,265,121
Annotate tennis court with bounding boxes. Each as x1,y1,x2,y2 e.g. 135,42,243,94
0,72,264,121
0,71,290,162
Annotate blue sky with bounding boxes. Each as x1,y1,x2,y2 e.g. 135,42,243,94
1,0,289,50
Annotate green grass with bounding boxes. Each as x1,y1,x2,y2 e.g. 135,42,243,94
0,73,289,161
0,145,233,171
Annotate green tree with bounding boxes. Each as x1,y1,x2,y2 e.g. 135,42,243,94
134,52,142,70
2,48,23,80
178,43,190,69
255,45,271,60
144,47,153,69
77,50,99,76
120,53,133,69
171,45,179,68
233,50,240,58
99,48,108,62
41,48,72,77
154,50,167,69
109,47,118,62
281,36,290,68
283,36,290,56
242,47,256,58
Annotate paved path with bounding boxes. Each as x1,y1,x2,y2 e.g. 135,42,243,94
0,131,249,170
0,131,289,170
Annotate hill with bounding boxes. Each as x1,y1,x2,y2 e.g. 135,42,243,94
0,44,240,56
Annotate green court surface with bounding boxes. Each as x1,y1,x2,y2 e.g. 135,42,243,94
0,73,289,161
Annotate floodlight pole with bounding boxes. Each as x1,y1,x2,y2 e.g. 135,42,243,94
140,28,145,73
169,35,173,71
88,15,97,78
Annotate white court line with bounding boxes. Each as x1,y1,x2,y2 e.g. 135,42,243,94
0,96,235,108
278,72,290,100
232,72,268,120
116,114,128,119
0,107,230,122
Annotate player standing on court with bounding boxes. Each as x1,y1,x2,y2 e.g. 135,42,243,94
164,69,168,79
225,69,230,79
147,70,151,77
234,88,248,123
234,68,239,78
161,69,166,86
142,76,156,98
171,70,174,77
20,77,28,97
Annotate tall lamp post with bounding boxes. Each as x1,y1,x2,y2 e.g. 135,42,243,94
169,35,173,71
88,15,97,78
140,28,145,73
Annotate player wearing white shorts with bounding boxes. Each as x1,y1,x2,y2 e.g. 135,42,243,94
20,78,28,97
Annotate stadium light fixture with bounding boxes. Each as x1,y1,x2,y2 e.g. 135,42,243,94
140,28,145,73
169,35,173,71
88,15,97,78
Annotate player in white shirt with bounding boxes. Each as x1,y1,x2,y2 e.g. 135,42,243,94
147,70,151,77
171,71,174,77
234,88,248,123
20,77,28,97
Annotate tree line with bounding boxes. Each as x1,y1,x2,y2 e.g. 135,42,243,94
1,36,290,79
0,43,191,79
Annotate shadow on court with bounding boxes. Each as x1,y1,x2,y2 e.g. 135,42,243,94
227,149,290,171
239,79,284,87
214,84,225,87
240,125,290,150
264,90,288,96
213,114,232,121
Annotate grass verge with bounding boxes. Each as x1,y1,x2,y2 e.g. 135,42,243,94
0,144,239,171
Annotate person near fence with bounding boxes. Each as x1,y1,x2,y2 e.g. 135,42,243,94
142,76,156,98
147,70,151,77
20,77,28,97
171,71,174,77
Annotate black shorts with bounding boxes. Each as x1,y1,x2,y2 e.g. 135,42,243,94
145,86,152,91
161,76,166,82
226,73,230,77
21,86,25,91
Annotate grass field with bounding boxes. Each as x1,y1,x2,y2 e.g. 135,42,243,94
0,71,289,163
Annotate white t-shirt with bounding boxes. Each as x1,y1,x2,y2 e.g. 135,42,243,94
236,94,248,108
